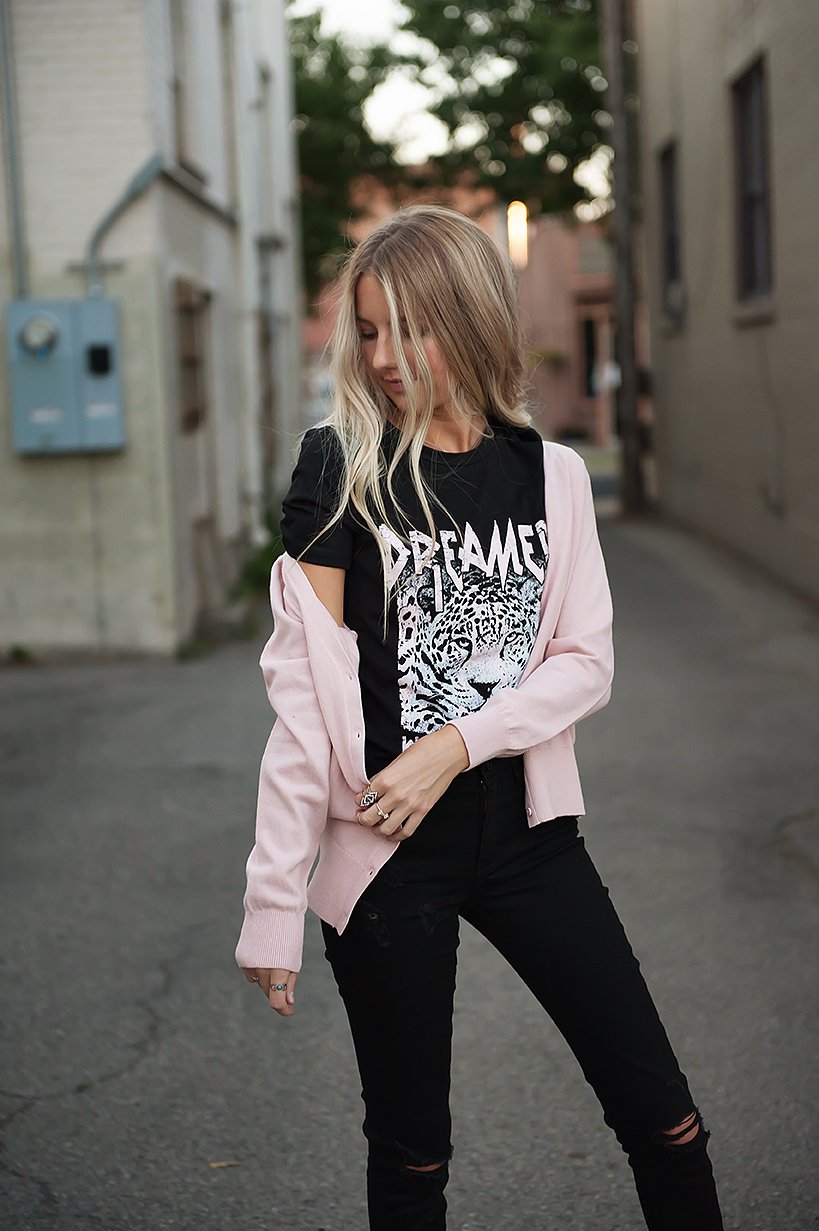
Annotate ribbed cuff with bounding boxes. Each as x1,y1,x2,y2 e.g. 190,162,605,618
448,696,513,769
234,909,306,973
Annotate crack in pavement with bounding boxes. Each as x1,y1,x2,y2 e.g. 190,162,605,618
0,1153,61,1218
772,806,819,889
0,1100,61,1219
0,924,203,1217
0,1096,37,1133
0,953,174,1106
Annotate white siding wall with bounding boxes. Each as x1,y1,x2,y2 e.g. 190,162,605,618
0,0,302,654
0,0,177,652
0,0,300,654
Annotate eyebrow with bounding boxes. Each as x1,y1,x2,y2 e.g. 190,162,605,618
355,314,409,326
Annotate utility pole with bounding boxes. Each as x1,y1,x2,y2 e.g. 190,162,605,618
601,0,645,513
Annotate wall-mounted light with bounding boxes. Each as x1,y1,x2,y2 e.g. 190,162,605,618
507,200,529,270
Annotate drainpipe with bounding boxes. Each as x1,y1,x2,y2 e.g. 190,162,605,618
602,0,646,514
85,151,165,296
0,0,28,298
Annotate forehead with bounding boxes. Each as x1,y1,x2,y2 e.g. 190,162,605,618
355,273,407,321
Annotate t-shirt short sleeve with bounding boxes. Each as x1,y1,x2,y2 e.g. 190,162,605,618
280,426,355,569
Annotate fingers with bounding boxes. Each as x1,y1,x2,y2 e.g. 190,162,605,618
355,779,387,828
389,814,421,841
356,801,423,839
265,969,298,1017
243,968,298,1016
357,801,411,837
381,808,427,840
356,779,417,837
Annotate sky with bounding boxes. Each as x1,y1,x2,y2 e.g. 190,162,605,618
289,0,456,164
291,0,405,42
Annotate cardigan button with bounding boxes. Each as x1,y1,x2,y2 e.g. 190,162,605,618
526,806,533,816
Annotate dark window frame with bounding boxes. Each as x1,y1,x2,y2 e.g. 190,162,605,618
732,56,773,300
580,317,596,398
174,277,212,434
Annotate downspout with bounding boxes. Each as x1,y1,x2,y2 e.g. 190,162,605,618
81,150,167,652
85,151,165,296
0,0,28,298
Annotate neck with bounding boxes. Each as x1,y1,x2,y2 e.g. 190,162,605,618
424,421,484,452
387,408,488,453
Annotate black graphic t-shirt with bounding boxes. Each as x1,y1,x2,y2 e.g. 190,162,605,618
280,416,548,779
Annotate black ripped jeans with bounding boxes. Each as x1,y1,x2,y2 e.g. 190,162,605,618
322,755,724,1231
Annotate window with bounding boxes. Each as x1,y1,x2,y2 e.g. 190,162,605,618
732,58,773,299
174,277,212,433
169,0,188,165
658,141,684,316
169,0,207,183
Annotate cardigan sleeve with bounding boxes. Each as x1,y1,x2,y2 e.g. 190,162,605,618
447,449,614,767
234,564,333,973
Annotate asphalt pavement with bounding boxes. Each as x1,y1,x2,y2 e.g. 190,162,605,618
1,512,818,1231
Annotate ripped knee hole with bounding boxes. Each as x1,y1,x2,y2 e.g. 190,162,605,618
658,1108,708,1149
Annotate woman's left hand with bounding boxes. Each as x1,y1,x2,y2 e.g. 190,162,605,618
355,724,470,840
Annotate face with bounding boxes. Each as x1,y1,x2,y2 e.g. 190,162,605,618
355,273,451,416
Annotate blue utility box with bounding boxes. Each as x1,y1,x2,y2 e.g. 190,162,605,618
5,297,126,455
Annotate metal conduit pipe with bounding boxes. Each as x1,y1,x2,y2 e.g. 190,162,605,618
85,151,166,297
0,0,28,298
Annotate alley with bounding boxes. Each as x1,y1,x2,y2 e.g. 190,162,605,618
1,515,817,1231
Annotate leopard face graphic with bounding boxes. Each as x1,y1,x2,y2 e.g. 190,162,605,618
380,518,548,747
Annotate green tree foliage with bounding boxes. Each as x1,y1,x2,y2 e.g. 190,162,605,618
289,2,607,296
395,0,608,212
289,10,398,297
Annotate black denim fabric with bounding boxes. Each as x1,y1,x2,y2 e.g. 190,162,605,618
322,754,723,1231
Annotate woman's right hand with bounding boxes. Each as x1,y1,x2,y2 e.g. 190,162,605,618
242,967,298,1017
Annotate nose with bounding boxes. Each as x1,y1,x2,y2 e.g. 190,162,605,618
372,330,397,373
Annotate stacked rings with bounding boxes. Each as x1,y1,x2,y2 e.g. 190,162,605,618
360,784,391,821
249,975,288,992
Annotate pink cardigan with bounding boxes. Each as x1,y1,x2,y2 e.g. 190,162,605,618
235,441,614,973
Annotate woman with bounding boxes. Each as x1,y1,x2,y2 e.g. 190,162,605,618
236,205,724,1230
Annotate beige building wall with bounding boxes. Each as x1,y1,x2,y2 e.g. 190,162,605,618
0,0,301,655
483,207,652,449
517,216,616,446
635,0,819,601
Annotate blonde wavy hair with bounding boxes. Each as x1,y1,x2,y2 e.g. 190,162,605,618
295,204,532,635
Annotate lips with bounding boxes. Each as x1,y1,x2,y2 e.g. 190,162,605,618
383,378,405,394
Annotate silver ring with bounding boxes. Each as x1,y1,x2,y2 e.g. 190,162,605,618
360,788,379,808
